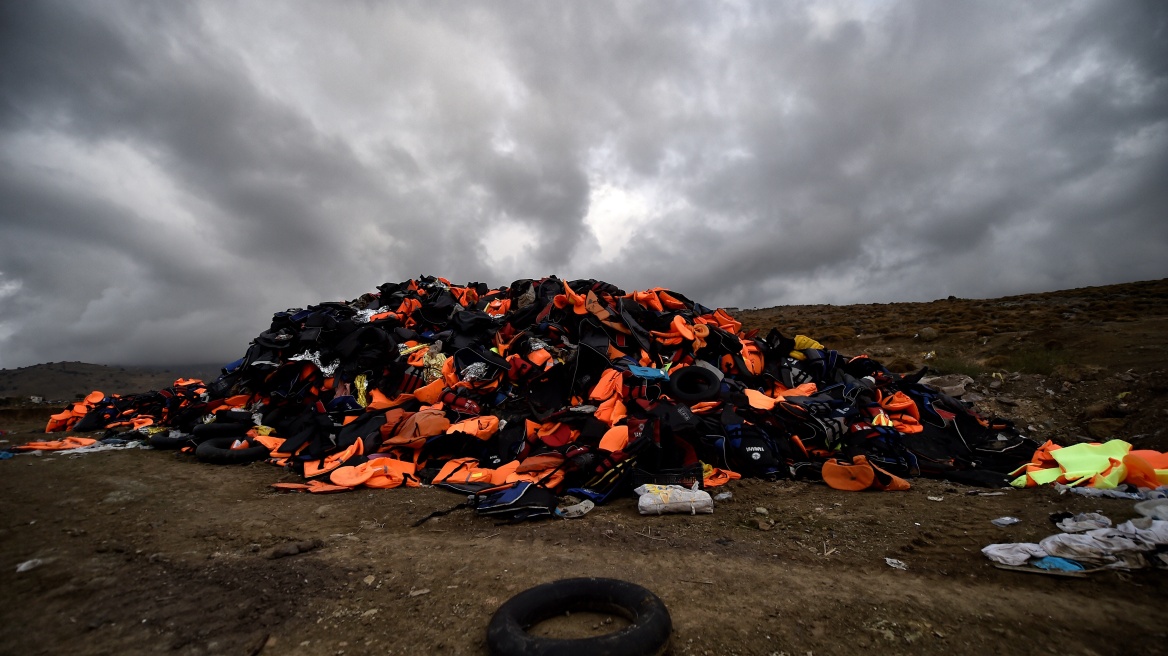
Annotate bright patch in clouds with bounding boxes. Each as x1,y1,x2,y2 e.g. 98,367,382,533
0,1,1164,367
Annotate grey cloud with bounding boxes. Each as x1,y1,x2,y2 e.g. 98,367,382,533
1,0,1166,368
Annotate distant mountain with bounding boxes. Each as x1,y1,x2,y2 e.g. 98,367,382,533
0,361,223,403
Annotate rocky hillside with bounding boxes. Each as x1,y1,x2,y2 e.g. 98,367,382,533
0,361,222,404
737,278,1168,451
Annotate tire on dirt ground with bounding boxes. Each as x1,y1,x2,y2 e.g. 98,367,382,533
195,437,269,465
486,577,671,656
147,432,190,450
190,421,250,443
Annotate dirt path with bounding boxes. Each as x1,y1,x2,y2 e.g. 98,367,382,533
1,446,1163,656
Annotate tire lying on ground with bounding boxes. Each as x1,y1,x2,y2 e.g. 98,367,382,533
190,421,250,443
147,431,190,450
667,364,722,404
195,437,269,465
486,577,671,656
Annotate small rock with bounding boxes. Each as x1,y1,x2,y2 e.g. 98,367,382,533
266,539,323,560
1082,402,1111,420
918,327,939,342
363,575,376,586
1052,365,1082,383
997,397,1018,407
985,355,1010,368
1086,418,1125,440
408,588,431,597
754,518,775,531
988,380,1002,391
921,374,974,398
754,507,769,516
884,558,908,570
15,558,44,573
887,358,918,373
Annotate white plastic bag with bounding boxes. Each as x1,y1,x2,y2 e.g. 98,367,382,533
634,483,713,515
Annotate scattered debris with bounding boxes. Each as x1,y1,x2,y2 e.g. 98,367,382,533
266,539,323,559
15,558,44,573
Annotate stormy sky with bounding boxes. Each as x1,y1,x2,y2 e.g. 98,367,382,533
1,1,1166,369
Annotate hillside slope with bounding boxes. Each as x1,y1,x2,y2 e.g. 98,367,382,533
0,361,222,403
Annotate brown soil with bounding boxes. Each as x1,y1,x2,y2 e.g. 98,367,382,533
2,279,1167,656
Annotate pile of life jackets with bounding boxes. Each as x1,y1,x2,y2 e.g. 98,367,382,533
1011,440,1168,490
41,275,1044,502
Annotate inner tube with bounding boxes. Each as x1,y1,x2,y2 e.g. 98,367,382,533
667,365,722,404
487,577,671,656
147,431,191,450
191,422,250,442
195,437,269,465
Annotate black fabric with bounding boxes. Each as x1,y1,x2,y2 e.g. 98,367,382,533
57,273,1042,509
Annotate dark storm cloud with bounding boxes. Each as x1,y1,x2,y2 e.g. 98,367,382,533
1,0,1166,368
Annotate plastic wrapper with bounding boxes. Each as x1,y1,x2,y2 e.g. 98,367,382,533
634,483,713,515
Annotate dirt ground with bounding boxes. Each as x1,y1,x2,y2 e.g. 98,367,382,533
2,279,1167,656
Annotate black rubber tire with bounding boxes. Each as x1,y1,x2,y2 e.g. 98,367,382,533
195,437,269,465
148,432,191,450
667,365,721,404
190,422,250,443
486,577,671,656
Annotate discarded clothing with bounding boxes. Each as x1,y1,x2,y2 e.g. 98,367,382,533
984,516,1168,570
1134,499,1168,521
1055,512,1112,533
50,440,148,456
1031,557,1085,572
31,275,1039,514
1053,483,1168,500
1012,440,1168,490
982,542,1048,566
635,484,714,515
14,437,97,451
